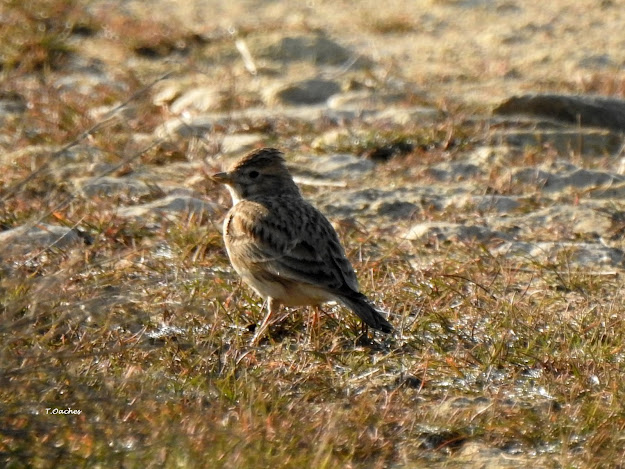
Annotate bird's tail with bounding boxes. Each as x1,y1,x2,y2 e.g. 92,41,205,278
339,293,393,333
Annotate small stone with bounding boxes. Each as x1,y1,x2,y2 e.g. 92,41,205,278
2,144,109,167
54,71,120,95
404,222,504,243
427,162,484,182
577,54,614,69
373,200,418,219
152,80,183,106
589,183,625,199
511,167,621,193
311,128,360,151
116,195,218,219
454,195,521,214
0,224,82,256
493,129,623,156
264,79,341,106
254,34,369,67
488,204,613,238
492,241,624,268
220,134,265,154
467,146,520,166
156,106,329,139
0,91,27,115
301,153,375,179
327,91,409,110
369,106,442,126
156,115,215,139
170,87,228,114
494,94,625,132
76,176,153,198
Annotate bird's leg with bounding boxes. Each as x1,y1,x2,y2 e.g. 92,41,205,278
356,322,371,346
251,297,279,345
310,306,320,328
305,306,321,345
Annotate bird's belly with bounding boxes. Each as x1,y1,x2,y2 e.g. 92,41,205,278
276,284,335,307
238,269,334,307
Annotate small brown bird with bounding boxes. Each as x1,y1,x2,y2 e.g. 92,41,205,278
211,148,393,338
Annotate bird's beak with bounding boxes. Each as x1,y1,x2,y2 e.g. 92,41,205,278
210,171,232,185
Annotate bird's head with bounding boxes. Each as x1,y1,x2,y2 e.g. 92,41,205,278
211,148,300,204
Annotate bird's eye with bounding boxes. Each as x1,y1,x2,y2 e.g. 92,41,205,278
248,170,260,179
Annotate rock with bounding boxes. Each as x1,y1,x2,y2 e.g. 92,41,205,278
488,114,568,130
511,167,554,186
454,441,533,469
320,108,362,123
372,200,418,219
454,195,522,214
152,80,184,106
427,162,484,182
577,54,614,69
492,241,624,268
488,204,612,238
156,106,330,139
492,128,623,156
311,128,415,161
554,168,622,191
512,166,621,193
303,153,375,179
253,34,369,67
59,145,111,164
116,195,218,219
589,183,625,199
88,102,137,121
404,222,506,243
170,87,228,114
311,128,364,151
54,70,121,95
0,224,82,256
76,176,153,198
368,106,442,126
316,186,452,218
327,91,409,110
157,115,215,138
0,91,27,115
466,146,521,167
49,163,118,184
1,145,57,166
2,144,109,167
570,210,612,236
317,92,442,125
363,140,415,162
264,78,341,106
494,94,625,132
219,134,265,154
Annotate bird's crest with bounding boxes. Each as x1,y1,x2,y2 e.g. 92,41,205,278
232,148,287,173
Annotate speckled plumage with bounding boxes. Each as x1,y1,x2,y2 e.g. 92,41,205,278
211,147,393,334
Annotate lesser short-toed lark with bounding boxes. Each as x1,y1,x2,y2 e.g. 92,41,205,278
211,147,393,338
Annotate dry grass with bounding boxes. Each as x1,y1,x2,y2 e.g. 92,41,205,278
4,213,625,468
2,1,625,468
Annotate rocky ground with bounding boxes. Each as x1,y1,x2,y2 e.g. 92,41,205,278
2,0,625,467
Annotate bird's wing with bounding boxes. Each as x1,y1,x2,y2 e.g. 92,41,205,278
225,197,359,293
